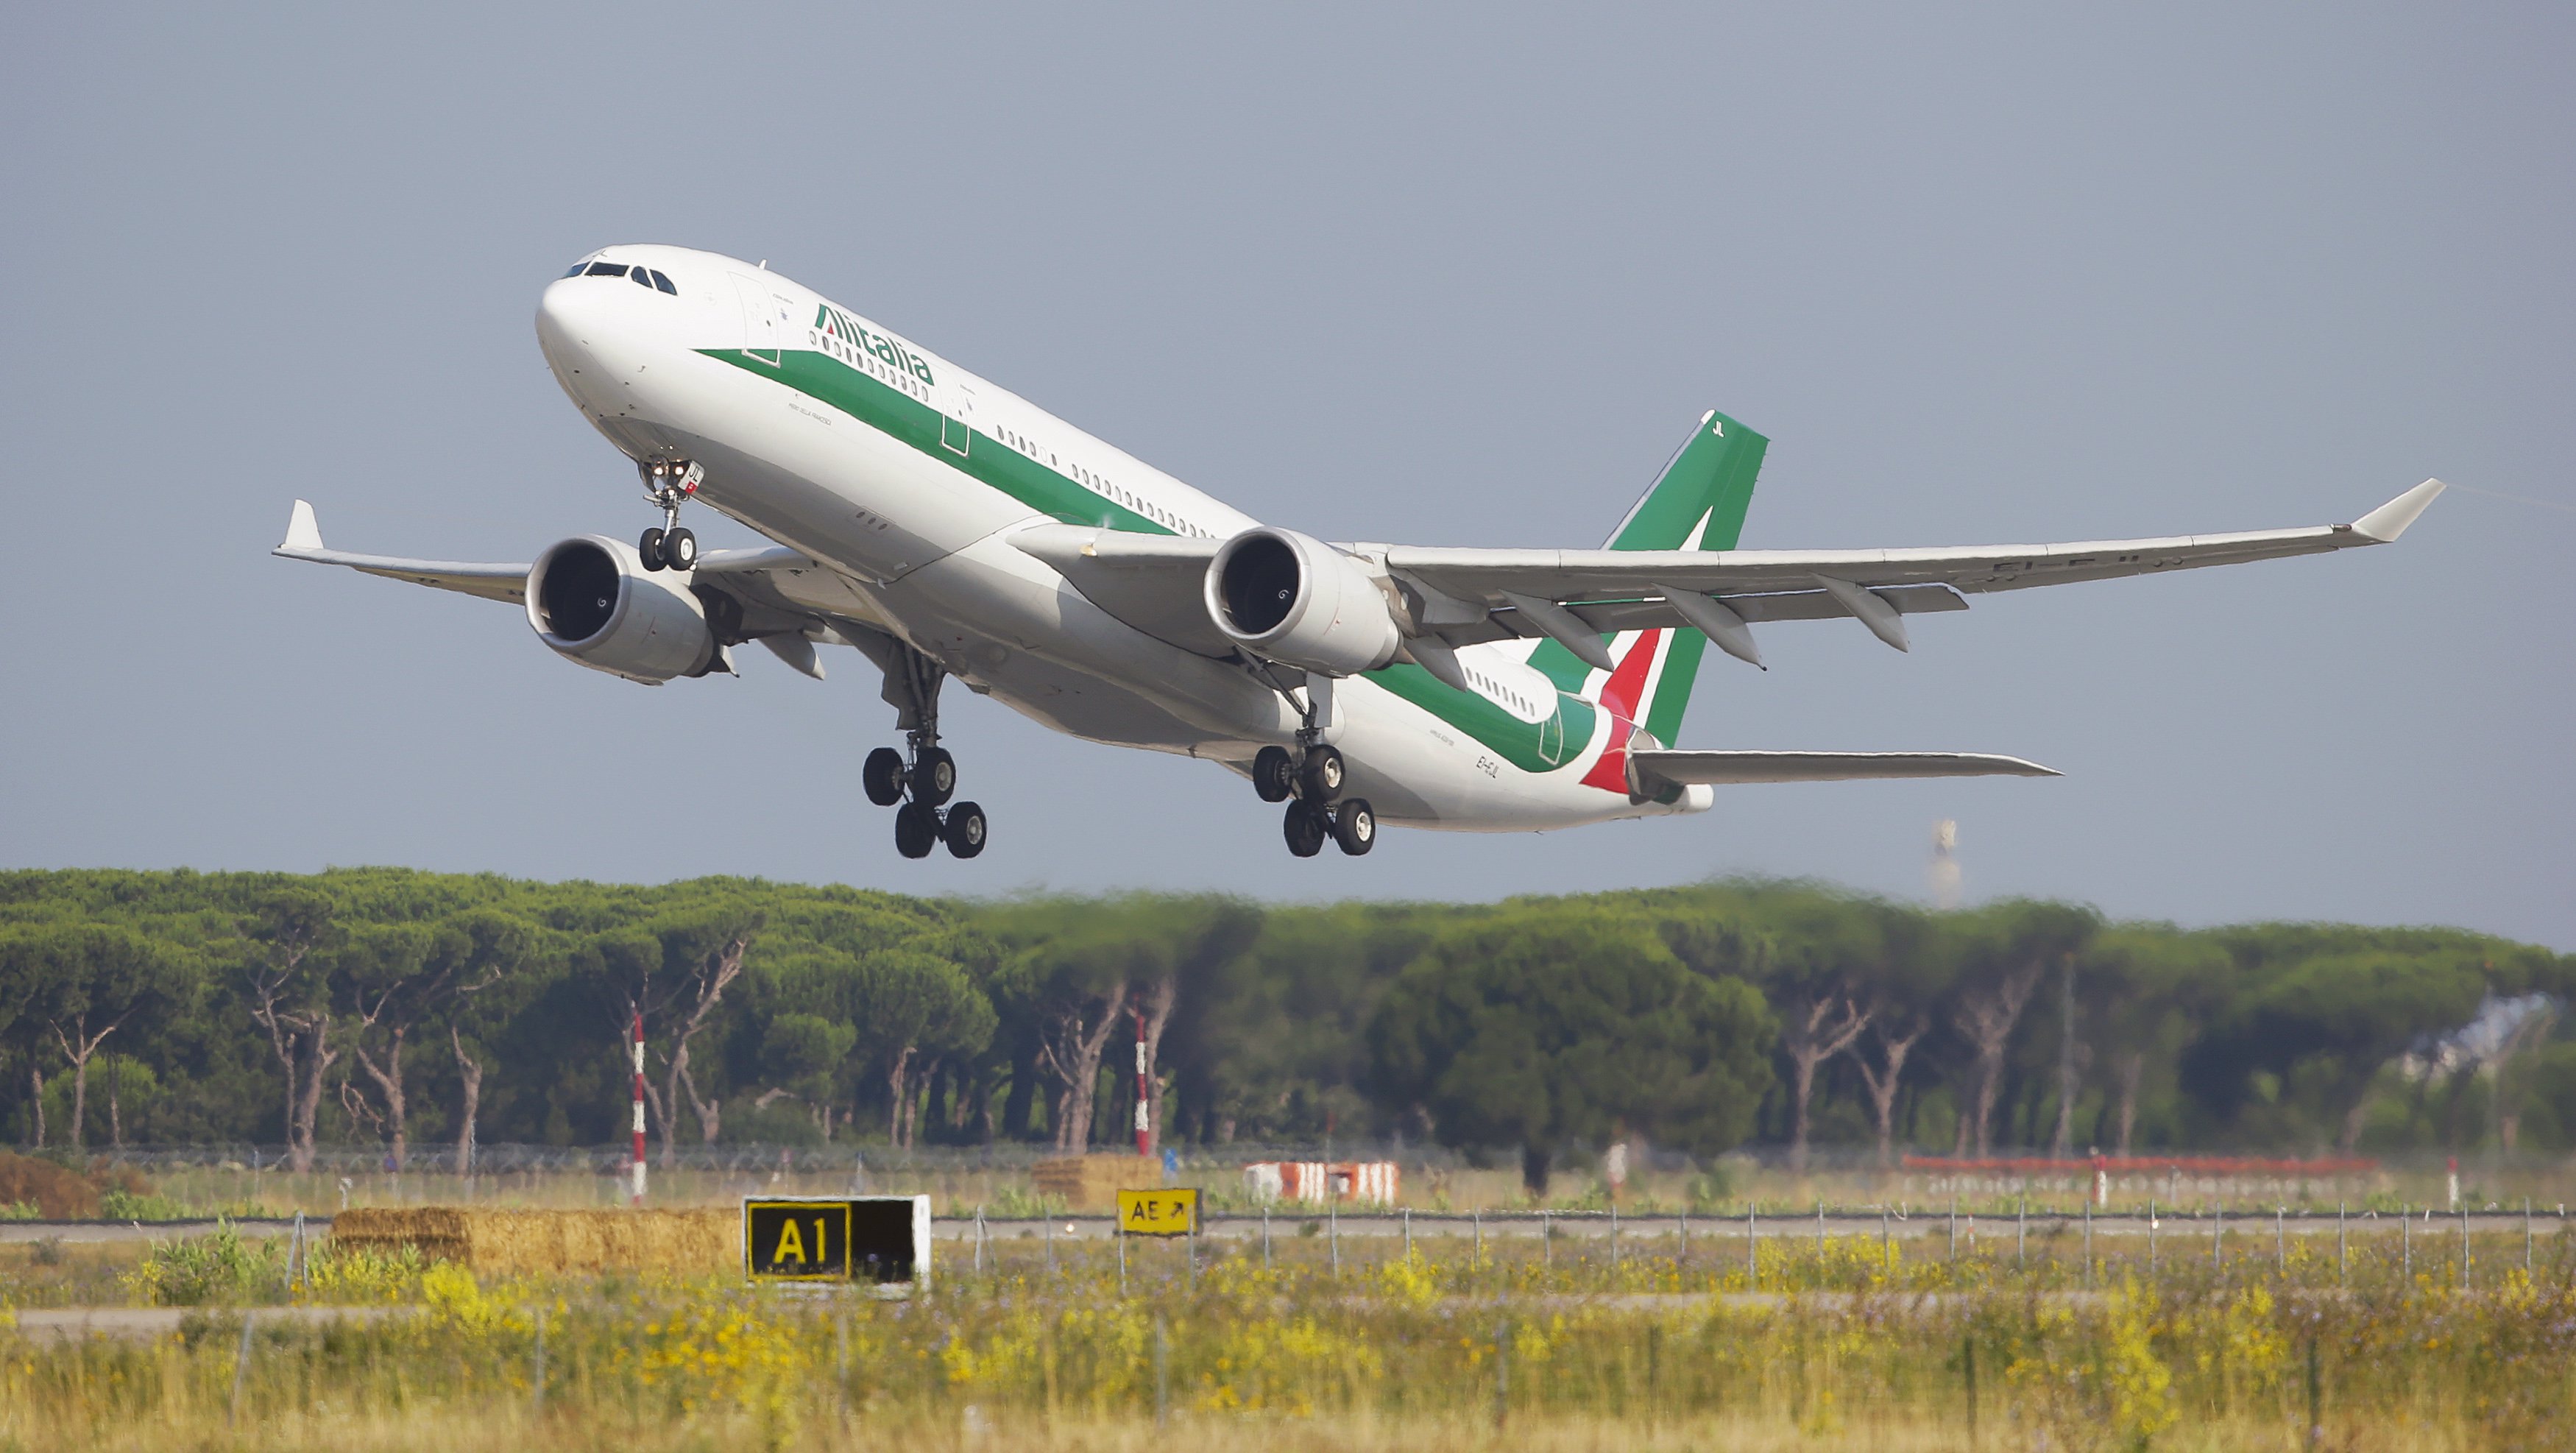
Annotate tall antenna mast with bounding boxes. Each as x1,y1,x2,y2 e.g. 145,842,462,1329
1928,819,1961,911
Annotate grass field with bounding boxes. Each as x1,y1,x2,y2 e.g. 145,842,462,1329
4,1211,2573,1450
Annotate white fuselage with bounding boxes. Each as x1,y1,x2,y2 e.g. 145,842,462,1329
534,245,1711,832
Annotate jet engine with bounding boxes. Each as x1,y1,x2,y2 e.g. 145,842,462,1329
525,535,719,684
1204,527,1401,676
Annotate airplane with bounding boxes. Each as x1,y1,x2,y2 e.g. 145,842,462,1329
275,244,2445,861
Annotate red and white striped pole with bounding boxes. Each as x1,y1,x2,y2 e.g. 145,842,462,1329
630,1009,647,1206
1131,1003,1150,1158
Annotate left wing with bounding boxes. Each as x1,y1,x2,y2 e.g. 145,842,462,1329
1628,749,2061,790
1384,478,2445,657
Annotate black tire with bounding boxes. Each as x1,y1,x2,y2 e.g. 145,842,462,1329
637,526,667,570
1282,800,1328,858
1331,798,1376,856
662,527,698,571
914,747,957,807
894,802,940,859
943,801,988,859
862,747,907,807
1298,745,1345,802
1253,746,1296,803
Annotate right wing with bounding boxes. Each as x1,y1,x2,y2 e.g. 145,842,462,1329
271,501,892,675
272,501,531,603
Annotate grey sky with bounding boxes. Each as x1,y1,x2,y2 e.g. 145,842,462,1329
5,4,2569,947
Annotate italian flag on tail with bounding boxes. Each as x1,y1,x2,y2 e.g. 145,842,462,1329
1524,409,1767,791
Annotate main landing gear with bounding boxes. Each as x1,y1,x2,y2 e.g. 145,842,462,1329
635,459,704,571
1253,742,1373,858
861,643,986,859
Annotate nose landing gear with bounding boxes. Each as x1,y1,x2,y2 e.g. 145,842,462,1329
635,459,704,571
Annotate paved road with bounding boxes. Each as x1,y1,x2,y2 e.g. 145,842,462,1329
4,1208,2560,1248
952,1208,2572,1242
8,1306,403,1342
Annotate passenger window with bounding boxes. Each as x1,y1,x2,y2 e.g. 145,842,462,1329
650,269,677,294
585,262,628,277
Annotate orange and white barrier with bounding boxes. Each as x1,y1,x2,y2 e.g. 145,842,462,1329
1242,1161,1399,1206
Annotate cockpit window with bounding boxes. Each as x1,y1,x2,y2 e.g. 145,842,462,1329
649,269,677,294
562,261,590,277
584,261,629,277
630,266,654,288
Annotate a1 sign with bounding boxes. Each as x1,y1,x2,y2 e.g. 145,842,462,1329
743,1195,931,1287
746,1199,850,1280
1117,1187,1199,1237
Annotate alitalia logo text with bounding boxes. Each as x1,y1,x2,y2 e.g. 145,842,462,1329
814,305,935,386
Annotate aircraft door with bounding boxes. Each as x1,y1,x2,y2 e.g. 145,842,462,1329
1538,699,1565,765
941,384,976,456
730,274,782,365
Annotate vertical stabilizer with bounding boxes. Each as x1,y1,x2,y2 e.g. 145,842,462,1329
1528,409,1768,746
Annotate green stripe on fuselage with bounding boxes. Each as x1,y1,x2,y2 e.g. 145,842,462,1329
704,345,1597,774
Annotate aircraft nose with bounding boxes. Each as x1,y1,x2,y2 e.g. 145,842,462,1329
535,275,609,366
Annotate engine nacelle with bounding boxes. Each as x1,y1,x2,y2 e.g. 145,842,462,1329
1204,527,1401,676
525,535,718,684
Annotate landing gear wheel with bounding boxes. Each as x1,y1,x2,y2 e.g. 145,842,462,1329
862,747,907,807
1282,800,1328,858
1253,746,1296,803
894,802,940,859
638,526,667,570
1298,745,1346,802
914,747,957,807
662,526,698,572
943,801,988,858
1331,798,1376,856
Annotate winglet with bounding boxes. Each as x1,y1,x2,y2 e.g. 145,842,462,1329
2352,478,2444,542
280,500,324,554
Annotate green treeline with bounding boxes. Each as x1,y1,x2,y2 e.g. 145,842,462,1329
0,869,2569,1189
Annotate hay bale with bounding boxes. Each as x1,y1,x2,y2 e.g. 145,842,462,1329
0,1152,103,1219
330,1207,735,1276
1031,1155,1158,1210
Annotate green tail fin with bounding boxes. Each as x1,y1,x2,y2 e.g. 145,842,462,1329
1528,409,1769,744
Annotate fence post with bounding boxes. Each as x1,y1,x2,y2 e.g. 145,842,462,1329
2148,1199,2157,1274
1044,1215,1055,1274
1746,1203,1756,1288
1262,1204,1270,1272
2306,1334,2323,1449
1403,1206,1412,1260
2212,1201,2223,1272
1678,1209,1687,1264
974,1204,986,1276
1493,1320,1510,1432
1471,1207,1480,1268
2016,1198,2025,1270
1329,1195,1340,1277
2082,1200,2092,1287
2526,1198,2534,1272
1541,1210,1550,1270
2401,1206,2411,1287
2277,1206,2286,1276
1816,1199,1825,1262
1118,1221,1128,1297
227,1310,255,1430
531,1306,548,1417
1947,1198,1957,1263
1962,1332,1978,1447
1883,1208,1893,1273
1612,1201,1621,1273
2460,1201,2470,1290
2337,1202,2346,1285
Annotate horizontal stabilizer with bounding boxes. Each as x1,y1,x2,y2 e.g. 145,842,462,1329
1629,749,2062,787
